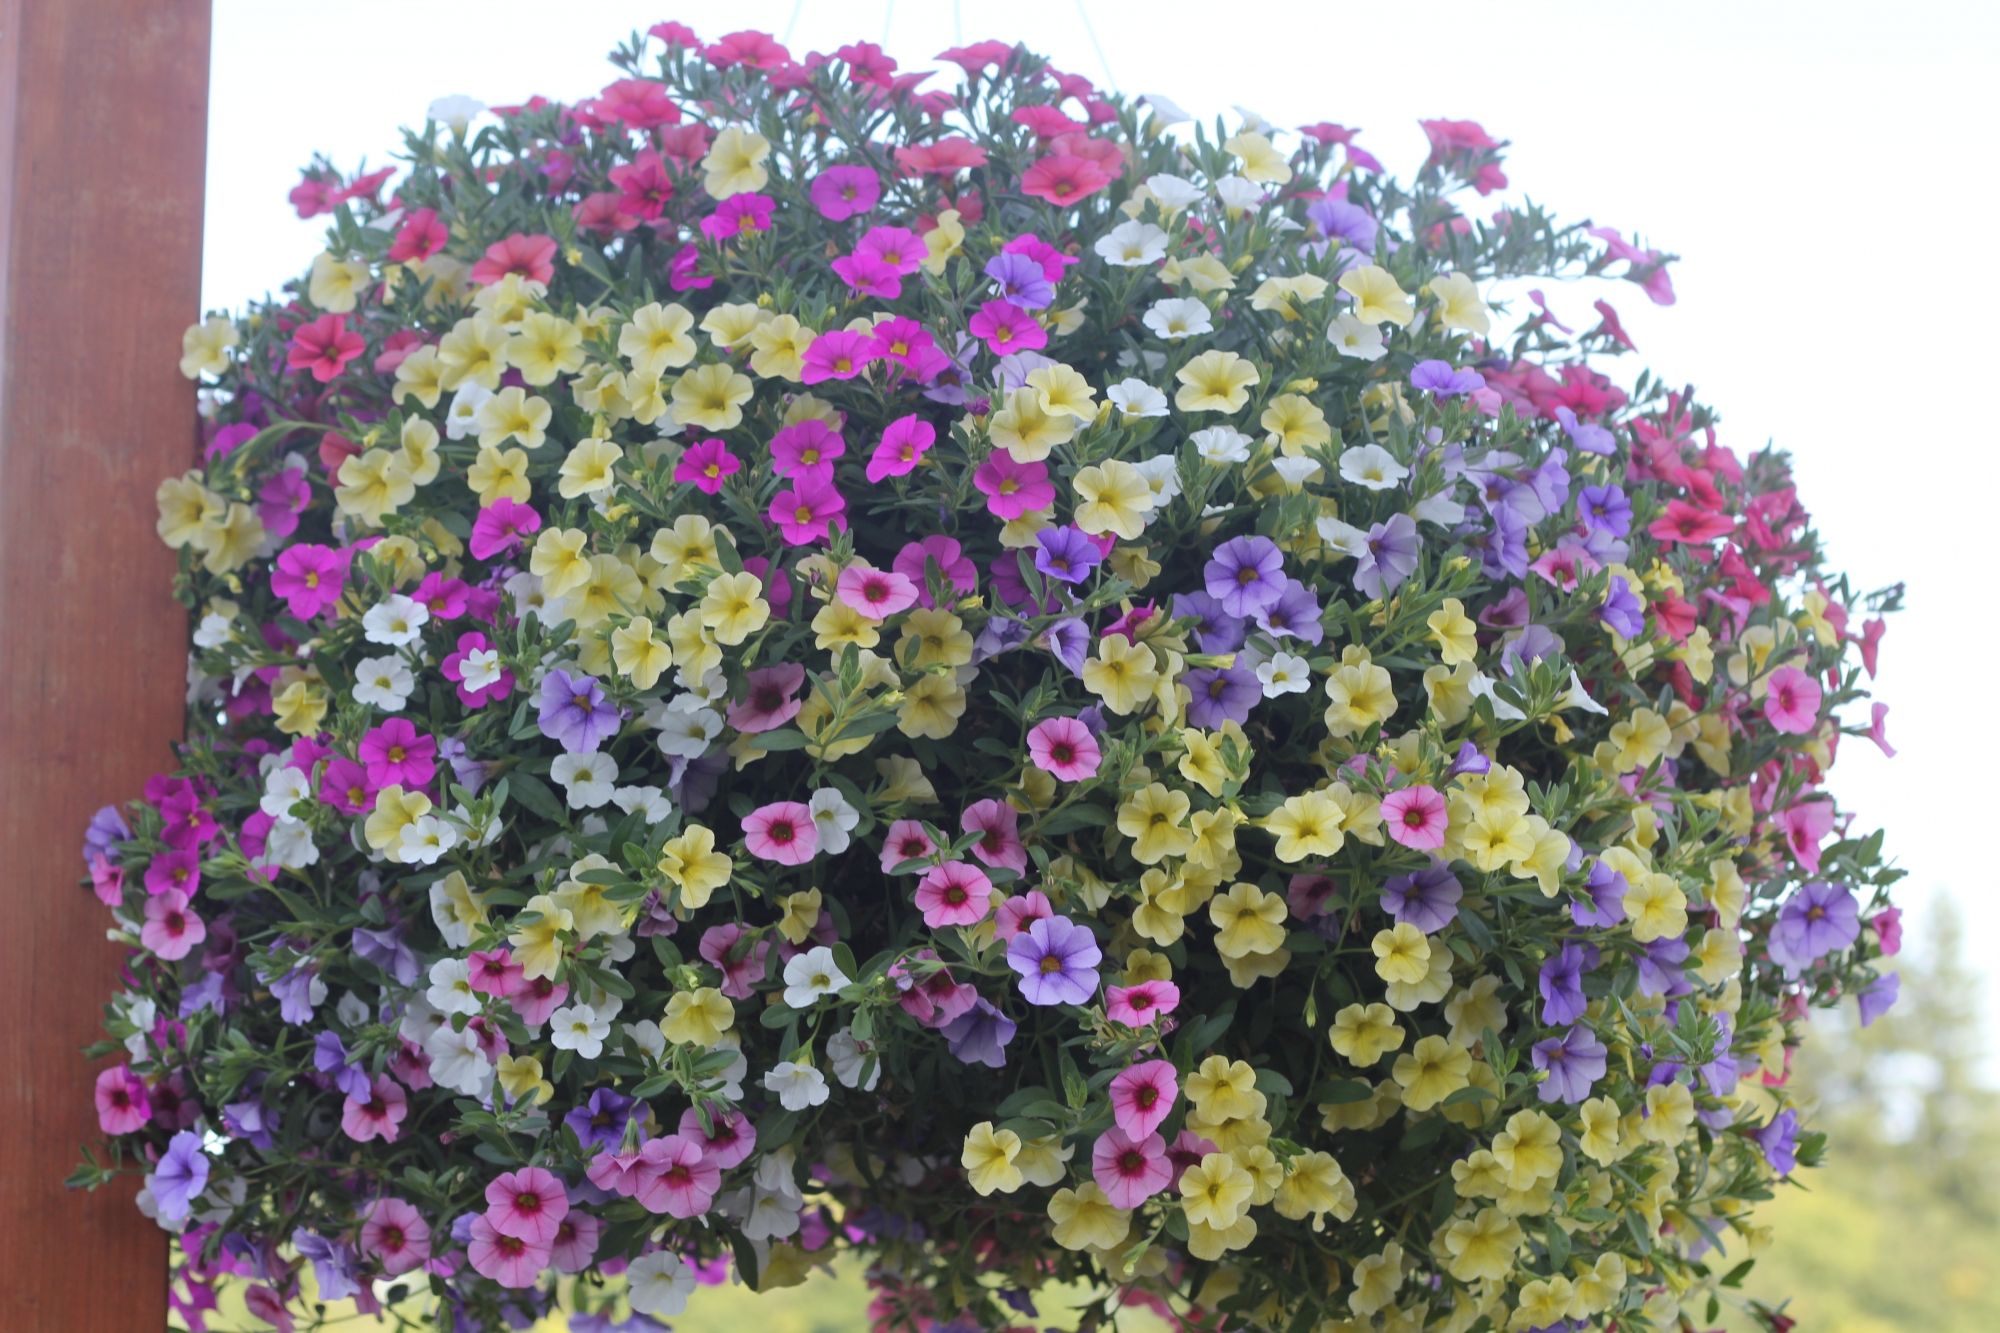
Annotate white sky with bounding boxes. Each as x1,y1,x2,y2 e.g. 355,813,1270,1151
206,0,2000,1062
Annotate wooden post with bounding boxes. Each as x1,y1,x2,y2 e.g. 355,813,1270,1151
0,0,211,1325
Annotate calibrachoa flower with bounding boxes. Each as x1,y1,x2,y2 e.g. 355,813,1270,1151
914,861,994,928
1026,716,1100,780
743,801,818,865
1007,915,1102,1005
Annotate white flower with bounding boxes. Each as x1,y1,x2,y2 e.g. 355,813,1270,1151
445,383,493,441
449,802,503,850
1096,219,1169,267
1232,105,1275,134
550,1003,610,1058
706,1031,748,1099
259,766,312,821
1258,652,1314,697
761,1060,830,1110
362,594,430,647
1469,672,1528,722
655,707,722,759
121,996,157,1061
622,1019,667,1063
808,788,860,855
1270,456,1322,488
783,946,850,1009
1414,492,1468,527
1191,426,1254,465
1213,175,1264,211
551,751,618,809
426,957,480,1017
1328,311,1387,360
612,785,673,824
395,815,457,865
1106,378,1170,418
192,612,235,649
1559,669,1609,716
458,647,503,693
828,1027,882,1091
1315,516,1370,559
583,980,624,1025
1139,94,1193,127
424,1023,493,1096
503,570,548,617
351,655,415,712
335,991,371,1028
1143,297,1214,340
1130,454,1184,509
263,818,320,870
1339,443,1409,490
427,94,486,130
756,1146,802,1201
1145,172,1204,211
626,1250,696,1318
1116,348,1169,374
398,991,446,1048
742,1187,802,1240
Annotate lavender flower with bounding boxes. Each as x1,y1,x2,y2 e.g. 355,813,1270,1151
1034,527,1102,584
942,998,1017,1067
351,924,420,985
1532,1026,1607,1104
1600,575,1646,639
1572,859,1629,928
1006,915,1102,1006
565,1087,639,1152
1354,513,1421,598
1578,482,1632,537
1171,591,1247,654
1469,505,1529,579
984,251,1055,309
1181,665,1261,730
1556,406,1616,455
1768,881,1861,972
1204,536,1288,617
223,1096,275,1150
539,668,621,753
1538,942,1593,1025
1857,973,1900,1027
1410,359,1486,396
313,1030,372,1100
1041,617,1089,675
972,617,1032,664
1305,196,1378,254
1636,935,1692,999
1380,865,1463,933
1446,741,1491,778
1526,447,1571,515
1753,1109,1800,1175
291,1228,361,1301
82,804,131,867
1252,580,1325,644
149,1130,210,1224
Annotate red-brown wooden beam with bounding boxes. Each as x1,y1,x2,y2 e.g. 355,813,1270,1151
0,0,211,1325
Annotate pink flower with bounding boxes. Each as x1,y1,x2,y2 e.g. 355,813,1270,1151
993,889,1054,941
1012,104,1086,139
801,329,878,383
700,923,771,999
486,1166,569,1245
270,544,353,619
770,420,846,484
962,799,1028,874
879,820,939,873
469,497,541,560
830,252,904,299
470,233,557,286
1858,617,1886,677
1527,544,1599,592
1091,1127,1174,1208
727,664,807,734
592,78,683,129
1020,154,1111,205
893,953,979,1027
414,573,470,620
441,631,515,709
856,224,924,274
674,439,742,494
1026,716,1101,781
1872,905,1904,956
768,478,848,546
867,319,936,367
287,313,365,382
837,566,919,619
1781,799,1836,875
706,29,790,68
867,415,938,482
388,208,447,263
744,801,819,864
894,136,989,176
509,975,569,1027
1104,980,1180,1028
608,149,674,219
967,299,1046,355
892,535,977,608
585,1145,647,1198
94,1066,151,1134
341,1075,408,1143
1165,1129,1219,1180
143,846,201,898
701,193,776,241
89,854,124,906
467,948,525,997
633,1133,720,1218
913,861,994,928
141,889,205,961
360,1197,432,1276
678,1106,757,1169
1381,785,1449,851
466,1213,552,1289
550,1211,602,1274
1108,1060,1179,1139
359,718,437,788
1867,701,1896,758
973,452,1055,520
1764,666,1822,735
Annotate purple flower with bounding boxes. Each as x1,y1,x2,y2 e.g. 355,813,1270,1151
1446,741,1490,778
1532,1026,1607,1104
1577,483,1632,537
1469,505,1529,580
1600,575,1646,639
984,251,1055,309
1252,580,1324,644
223,1097,275,1150
1006,915,1103,1006
989,554,1061,616
149,1130,210,1224
352,924,420,985
1182,665,1261,730
565,1088,639,1153
1204,536,1288,617
439,735,491,796
83,804,131,867
1555,406,1616,456
1171,591,1247,654
1380,865,1463,933
1034,527,1102,584
1857,973,1900,1027
1305,196,1378,253
667,748,727,814
266,966,321,1024
1354,513,1421,599
1538,943,1592,1025
972,617,1032,664
1501,624,1563,675
1042,617,1090,675
313,1030,373,1100
1527,447,1571,516
179,970,228,1017
1635,935,1692,999
1410,359,1486,397
1753,1109,1800,1175
942,998,1017,1067
292,1228,362,1301
1572,859,1629,928
538,668,621,753
1767,881,1861,972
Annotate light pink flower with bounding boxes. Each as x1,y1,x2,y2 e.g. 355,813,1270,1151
1108,1059,1179,1139
1781,799,1836,875
837,566,919,619
467,948,526,997
140,888,205,961
961,798,1028,875
1026,717,1101,781
678,1106,757,1169
549,1211,603,1273
744,801,819,864
994,889,1054,941
585,1145,647,1197
94,1065,151,1134
633,1133,721,1218
341,1075,408,1144
879,820,939,873
509,975,570,1027
1867,701,1896,758
913,861,995,928
360,1197,433,1276
1104,980,1180,1028
1091,1127,1174,1209
701,923,772,999
1764,666,1821,735
467,1213,552,1289
727,664,807,733
1381,785,1449,851
485,1166,569,1246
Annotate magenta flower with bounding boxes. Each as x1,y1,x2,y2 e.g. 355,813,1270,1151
914,861,994,928
962,798,1028,874
442,631,515,709
830,252,905,299
1026,717,1101,781
994,888,1055,940
633,1133,721,1218
469,497,541,560
879,819,939,873
256,465,309,540
867,318,936,367
854,224,923,272
811,164,882,220
1092,1127,1174,1208
678,1105,757,1170
1382,785,1449,850
341,1075,408,1143
674,438,742,494
413,573,470,621
94,1065,151,1134
837,565,919,619
486,1166,569,1245
467,947,526,997
143,846,200,898
968,299,1047,355
157,785,218,850
319,757,375,814
669,241,713,291
893,535,977,608
770,419,846,484
1108,1059,1179,1139
1764,666,1821,735
726,663,806,733
744,801,819,865
1005,914,1101,1006
801,329,878,384
1867,701,1896,758
867,414,938,482
141,888,206,961
288,312,365,382
699,192,775,242
467,1213,551,1289
972,452,1055,520
270,543,353,618
359,1197,432,1277
359,718,437,789
701,923,771,999
768,478,847,546
1104,979,1180,1028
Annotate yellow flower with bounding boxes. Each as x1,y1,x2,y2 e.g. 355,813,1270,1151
1323,660,1396,736
663,987,735,1046
921,208,965,274
156,474,220,548
1574,1254,1628,1315
554,854,629,940
1265,790,1345,862
671,362,754,430
503,310,584,385
1026,363,1096,421
1577,1096,1624,1164
619,301,699,376
961,1122,1024,1195
1430,271,1491,336
649,514,726,589
1210,882,1286,959
308,252,371,313
179,315,237,378
1391,1034,1472,1111
496,1054,555,1107
658,824,734,909
392,344,444,408
702,125,772,198
1274,1151,1356,1223
1512,1278,1577,1333
611,617,673,689
567,555,644,629
397,418,442,487
1177,729,1229,797
476,385,553,450
1187,806,1242,872
508,894,575,981
1173,349,1259,413
1260,393,1331,452
557,437,623,498
438,313,510,391
1224,129,1292,183
1337,265,1414,327
1427,597,1478,665
271,680,328,736
700,302,769,350
1179,1151,1254,1229
1444,974,1509,1047
898,607,973,669
1638,1081,1695,1146
1441,1206,1523,1282
363,784,430,852
897,673,966,739
988,385,1077,462
1329,1002,1405,1066
530,528,594,599
1048,1182,1130,1252
1596,706,1672,774
335,449,415,525
1166,253,1237,291
467,446,530,505
748,315,814,381
1492,1108,1564,1187
1185,1055,1258,1123
1460,807,1535,873
700,571,771,645
1072,459,1155,539
666,612,722,683
813,600,881,650
1082,632,1161,714
1624,871,1688,943
1424,661,1477,725
1116,783,1195,864
1372,922,1431,985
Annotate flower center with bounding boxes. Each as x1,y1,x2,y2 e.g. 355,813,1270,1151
1039,954,1064,974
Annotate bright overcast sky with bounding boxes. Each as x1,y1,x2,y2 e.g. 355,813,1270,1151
206,0,2000,1055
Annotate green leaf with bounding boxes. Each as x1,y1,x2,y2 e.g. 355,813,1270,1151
507,771,567,824
1440,1085,1498,1108
1311,1078,1373,1105
747,729,811,752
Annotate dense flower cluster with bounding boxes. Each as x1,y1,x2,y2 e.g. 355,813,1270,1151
82,21,1904,1333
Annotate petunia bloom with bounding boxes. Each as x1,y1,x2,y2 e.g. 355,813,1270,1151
1108,1059,1179,1138
1027,716,1101,781
1006,914,1102,1006
743,801,819,865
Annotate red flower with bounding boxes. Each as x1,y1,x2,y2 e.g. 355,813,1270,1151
648,20,699,47
1420,118,1501,158
590,78,680,128
287,313,365,383
935,40,1014,78
835,40,898,86
470,233,557,287
571,193,641,238
894,137,988,176
1020,154,1110,206
607,149,673,220
387,207,447,264
1647,499,1737,545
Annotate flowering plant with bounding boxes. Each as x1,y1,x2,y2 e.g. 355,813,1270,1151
80,19,1904,1333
